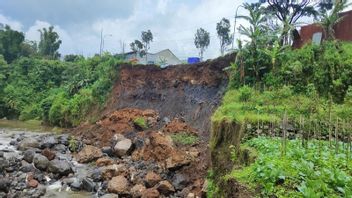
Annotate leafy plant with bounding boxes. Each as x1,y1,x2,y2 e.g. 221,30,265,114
133,117,148,130
171,132,199,146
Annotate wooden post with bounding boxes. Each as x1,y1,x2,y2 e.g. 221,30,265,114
282,111,288,157
329,113,332,148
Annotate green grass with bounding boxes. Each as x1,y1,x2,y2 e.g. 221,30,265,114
212,86,352,125
133,117,148,130
229,137,352,198
171,132,199,145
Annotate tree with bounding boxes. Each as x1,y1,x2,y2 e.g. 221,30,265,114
260,40,288,72
216,18,232,56
0,25,25,63
263,0,318,45
237,3,269,85
38,26,62,59
130,40,144,57
141,30,153,61
194,28,210,61
318,0,350,40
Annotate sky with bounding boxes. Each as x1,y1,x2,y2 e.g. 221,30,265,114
0,0,256,59
0,0,351,60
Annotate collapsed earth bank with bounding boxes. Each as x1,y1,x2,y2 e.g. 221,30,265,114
69,54,236,197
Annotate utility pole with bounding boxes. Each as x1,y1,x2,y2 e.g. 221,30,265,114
99,29,103,56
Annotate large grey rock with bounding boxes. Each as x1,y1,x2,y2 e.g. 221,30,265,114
18,137,39,151
0,177,10,193
0,159,9,172
23,149,35,163
33,154,49,171
114,139,133,157
40,136,58,148
82,178,96,192
47,159,73,176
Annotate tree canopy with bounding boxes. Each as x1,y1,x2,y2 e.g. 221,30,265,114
216,18,232,56
38,26,62,59
194,28,210,61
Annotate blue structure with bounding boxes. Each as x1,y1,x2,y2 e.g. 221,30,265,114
187,57,200,64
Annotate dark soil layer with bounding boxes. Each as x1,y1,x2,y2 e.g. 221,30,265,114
103,54,235,138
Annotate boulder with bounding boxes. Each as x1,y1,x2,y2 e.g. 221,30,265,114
41,148,56,161
40,136,58,148
33,154,49,171
101,147,114,157
47,159,73,176
172,174,189,190
58,135,69,146
107,175,129,194
144,171,161,188
82,178,96,192
53,144,67,153
0,159,9,172
18,137,39,151
157,180,175,195
96,157,114,167
165,151,190,171
114,139,133,157
0,177,10,193
101,164,127,180
141,188,160,198
76,145,103,163
23,149,35,163
131,184,146,198
27,179,39,188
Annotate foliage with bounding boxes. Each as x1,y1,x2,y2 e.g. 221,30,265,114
133,117,148,130
230,137,352,197
216,18,232,56
318,0,351,40
38,26,62,59
68,136,79,152
171,132,199,146
0,54,122,127
194,28,210,61
263,0,318,45
0,25,26,63
141,30,153,55
130,40,144,57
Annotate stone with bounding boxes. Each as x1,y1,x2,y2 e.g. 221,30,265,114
47,159,73,176
82,178,96,192
41,148,56,161
70,179,82,191
165,152,190,171
20,164,35,173
0,177,10,193
114,139,133,157
187,193,195,198
58,135,69,146
96,157,114,167
131,184,146,198
107,176,129,194
53,144,67,153
0,159,9,171
141,188,160,198
100,194,119,198
102,147,113,157
33,154,49,171
40,136,58,148
145,171,161,188
18,137,39,151
0,151,3,158
90,169,102,182
172,174,189,190
27,179,39,188
101,164,127,180
76,145,103,163
23,149,35,163
157,180,175,195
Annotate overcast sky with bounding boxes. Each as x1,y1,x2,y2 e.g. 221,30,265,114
1,0,350,59
0,0,260,59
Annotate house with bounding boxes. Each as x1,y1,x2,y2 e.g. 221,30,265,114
293,9,352,48
124,49,182,68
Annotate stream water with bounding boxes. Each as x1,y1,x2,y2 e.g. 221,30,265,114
0,119,93,198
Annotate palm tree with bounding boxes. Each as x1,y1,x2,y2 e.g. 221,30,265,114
318,0,351,40
237,3,268,85
260,40,288,72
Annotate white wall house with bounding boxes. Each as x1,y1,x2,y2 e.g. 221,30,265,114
124,49,182,68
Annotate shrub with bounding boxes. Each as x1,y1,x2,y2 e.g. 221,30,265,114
133,117,148,130
171,132,199,145
238,86,253,102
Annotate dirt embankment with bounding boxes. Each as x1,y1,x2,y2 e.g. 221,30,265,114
103,54,235,138
71,54,236,197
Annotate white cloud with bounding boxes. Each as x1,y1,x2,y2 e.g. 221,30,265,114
0,14,23,31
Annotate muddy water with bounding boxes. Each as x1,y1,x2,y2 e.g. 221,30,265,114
0,120,92,198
